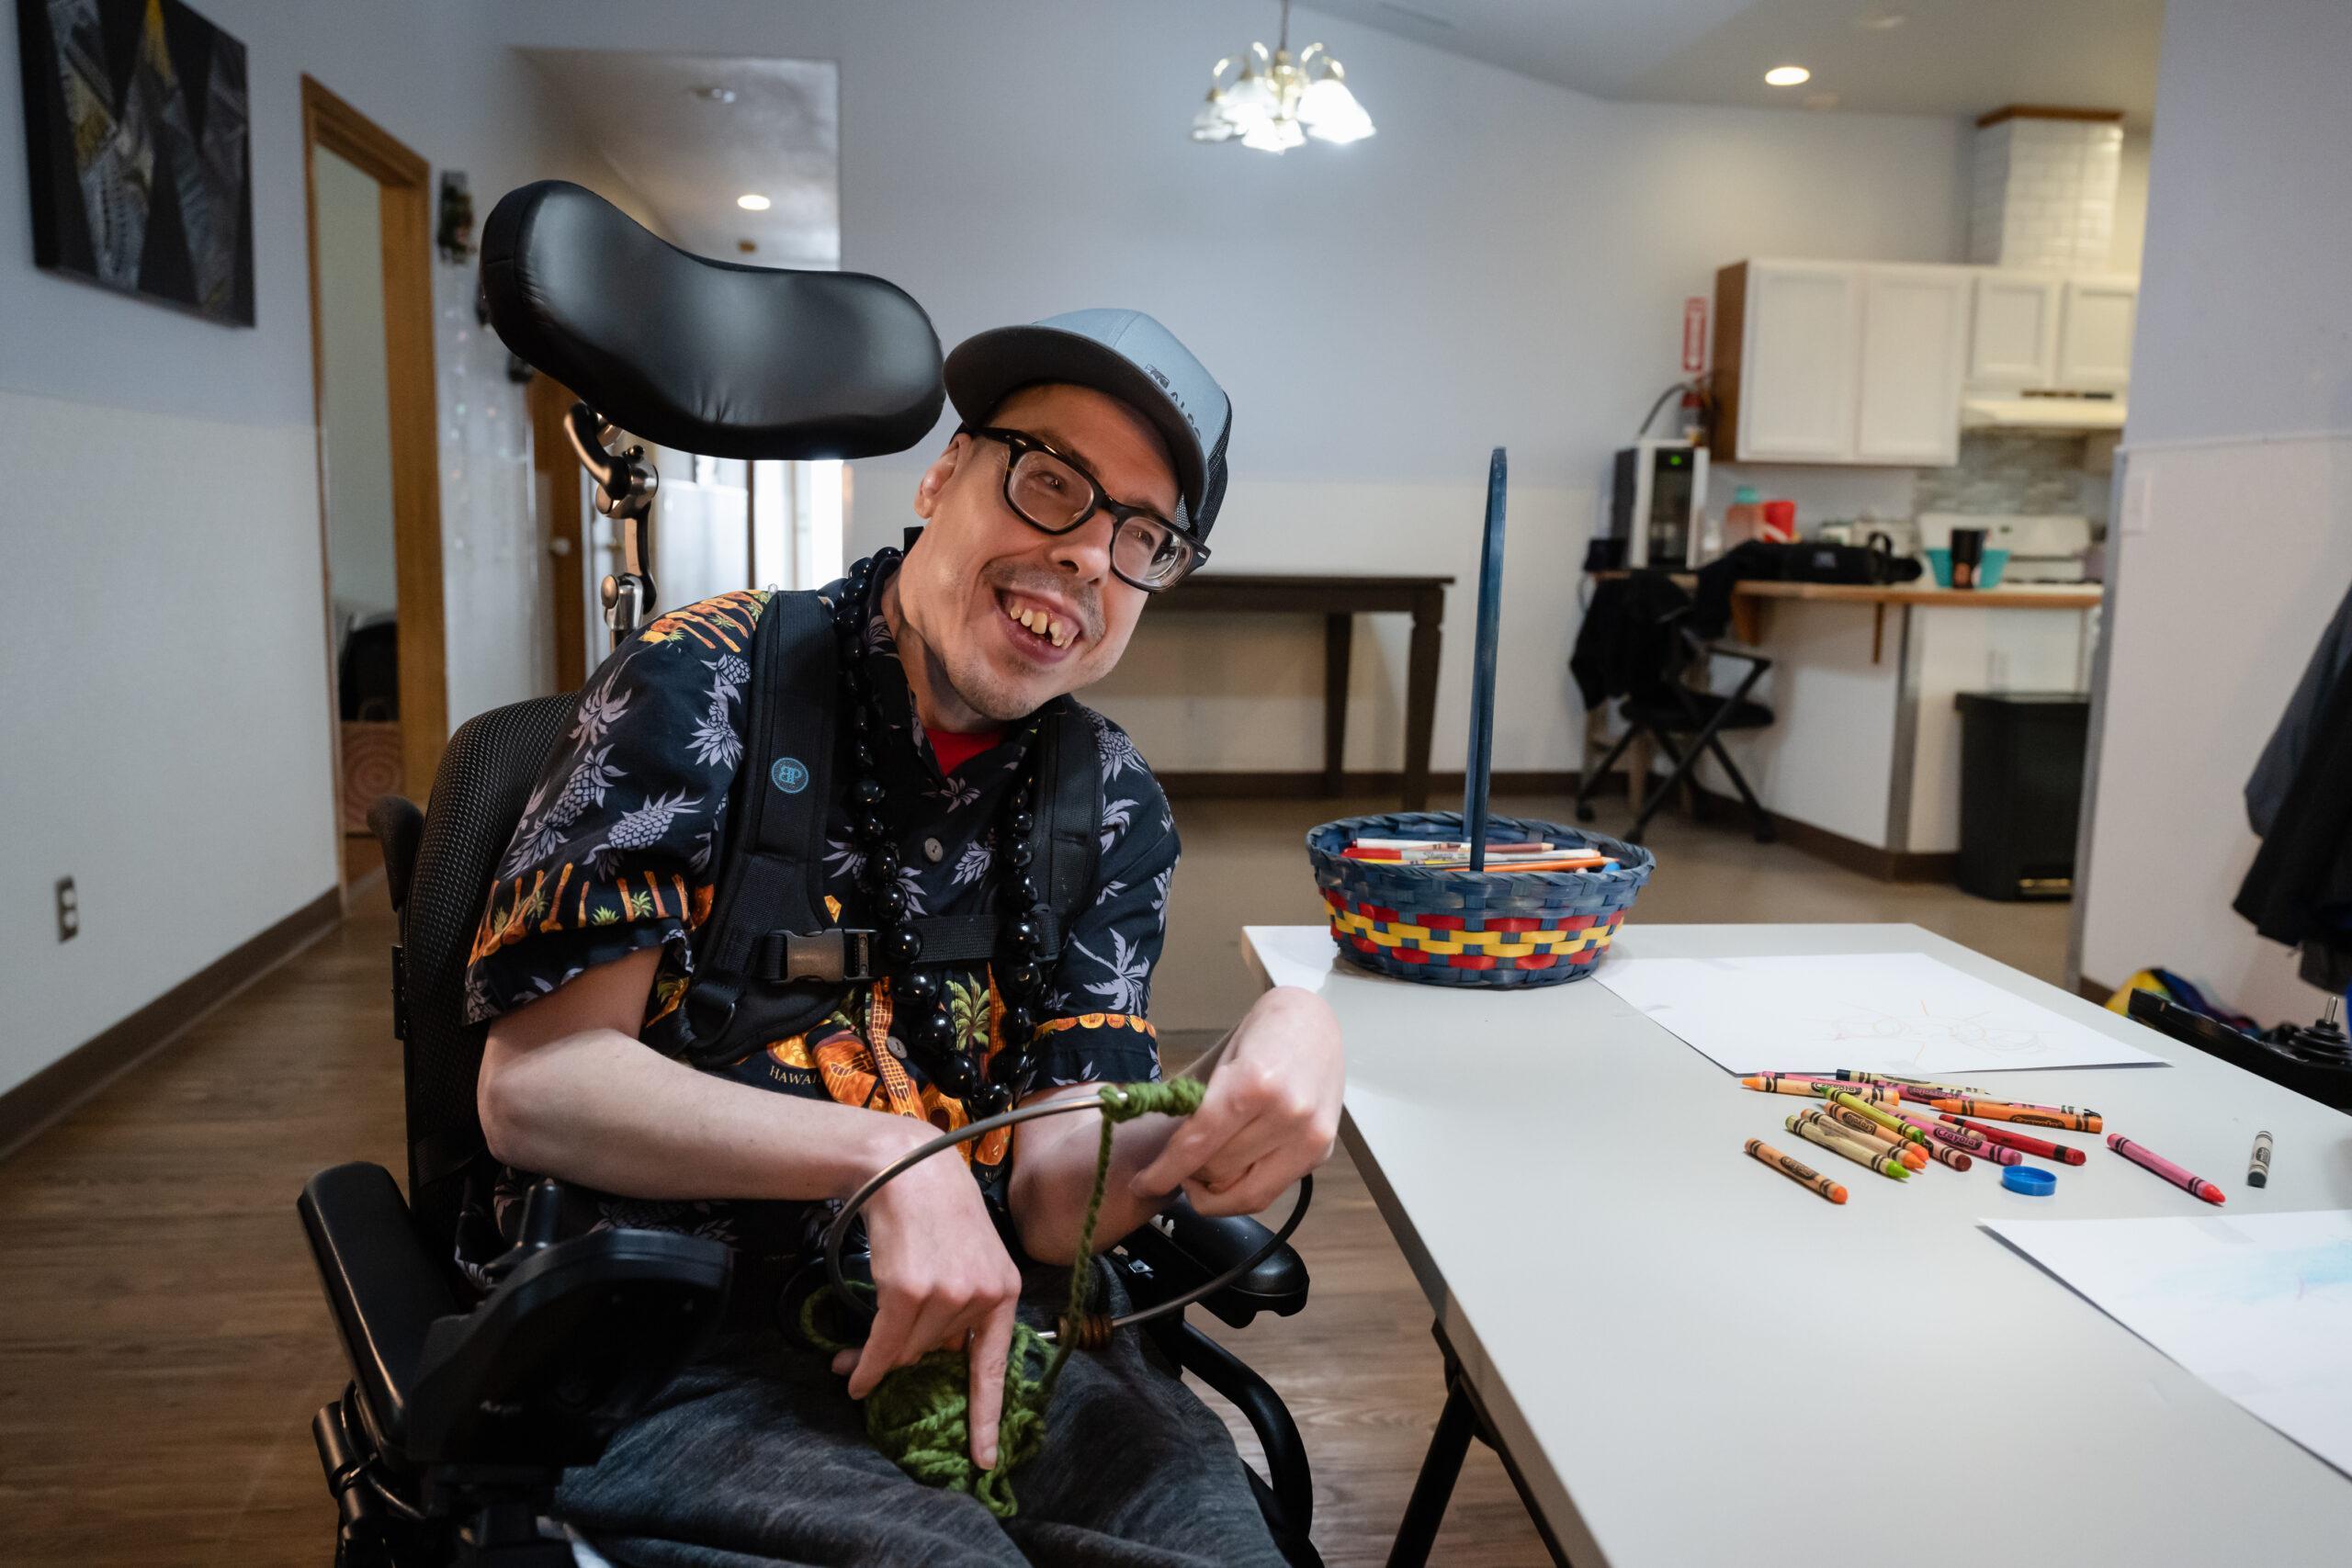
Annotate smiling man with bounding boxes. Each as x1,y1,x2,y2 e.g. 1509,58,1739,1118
464,310,1343,1566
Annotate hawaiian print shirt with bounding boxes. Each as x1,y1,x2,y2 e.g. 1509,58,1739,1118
463,556,1177,1268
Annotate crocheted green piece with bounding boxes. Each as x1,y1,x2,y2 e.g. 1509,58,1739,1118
806,1077,1206,1517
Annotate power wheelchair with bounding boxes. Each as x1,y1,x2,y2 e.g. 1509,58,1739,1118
299,181,1319,1567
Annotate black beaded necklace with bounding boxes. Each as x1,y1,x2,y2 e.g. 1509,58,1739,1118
831,548,1048,1121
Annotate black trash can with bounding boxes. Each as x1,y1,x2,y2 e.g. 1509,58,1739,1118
1954,693,2090,900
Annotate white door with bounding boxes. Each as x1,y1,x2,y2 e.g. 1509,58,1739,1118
1855,265,1971,466
1738,261,1860,461
2057,275,2138,390
1970,272,2063,387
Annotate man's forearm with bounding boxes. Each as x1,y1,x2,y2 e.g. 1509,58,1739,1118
1004,1086,1184,1260
480,1025,919,1202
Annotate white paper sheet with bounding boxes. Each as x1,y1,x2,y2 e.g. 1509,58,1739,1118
1986,1210,2352,1480
1591,951,2164,1076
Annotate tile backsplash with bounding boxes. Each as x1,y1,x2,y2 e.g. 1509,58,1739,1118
1914,432,2103,523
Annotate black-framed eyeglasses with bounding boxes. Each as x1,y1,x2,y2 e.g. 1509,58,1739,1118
962,425,1210,592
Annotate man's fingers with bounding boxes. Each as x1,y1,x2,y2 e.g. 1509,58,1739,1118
830,1348,856,1378
846,1293,914,1400
967,1296,1017,1470
1128,1091,1249,1197
1188,1161,1296,1219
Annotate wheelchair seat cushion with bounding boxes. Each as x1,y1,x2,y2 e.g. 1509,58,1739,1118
481,180,944,461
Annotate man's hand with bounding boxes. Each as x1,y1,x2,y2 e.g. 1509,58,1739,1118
1127,987,1344,1217
832,1135,1024,1471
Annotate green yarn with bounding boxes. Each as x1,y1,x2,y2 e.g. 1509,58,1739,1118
808,1077,1206,1517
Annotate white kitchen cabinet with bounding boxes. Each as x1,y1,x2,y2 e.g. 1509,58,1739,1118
1969,272,2064,386
1724,260,1860,460
1856,266,1972,464
2057,275,2138,390
1714,260,1967,466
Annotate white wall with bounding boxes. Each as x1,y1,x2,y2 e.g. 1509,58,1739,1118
0,3,644,1101
492,1,1970,776
2075,0,2352,1021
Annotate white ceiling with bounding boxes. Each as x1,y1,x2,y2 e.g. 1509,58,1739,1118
520,51,840,265
1302,0,2164,125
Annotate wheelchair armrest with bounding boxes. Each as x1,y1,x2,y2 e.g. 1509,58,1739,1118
1114,1197,1308,1329
298,1162,463,1454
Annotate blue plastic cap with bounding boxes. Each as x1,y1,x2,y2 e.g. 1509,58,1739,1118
2002,1165,2057,1196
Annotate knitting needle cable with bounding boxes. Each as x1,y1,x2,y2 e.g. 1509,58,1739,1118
821,1032,1314,1340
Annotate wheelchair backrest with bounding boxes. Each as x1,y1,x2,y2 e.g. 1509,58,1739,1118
398,694,572,1259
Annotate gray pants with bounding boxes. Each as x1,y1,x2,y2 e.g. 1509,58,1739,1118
556,1264,1289,1567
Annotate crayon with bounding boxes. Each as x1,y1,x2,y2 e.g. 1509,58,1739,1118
1890,1108,1990,1154
1746,1138,1849,1204
1826,1089,1936,1148
1837,1070,1986,1098
1787,1112,1911,1180
1939,1115,2087,1165
2248,1131,2272,1189
1742,1076,1902,1103
1820,1106,1929,1170
1918,1140,1973,1172
2108,1134,2224,1205
1922,1099,2101,1133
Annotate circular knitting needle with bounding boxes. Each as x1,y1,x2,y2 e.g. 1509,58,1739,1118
822,1084,1314,1342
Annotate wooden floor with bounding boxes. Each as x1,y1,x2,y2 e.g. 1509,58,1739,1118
0,796,2069,1566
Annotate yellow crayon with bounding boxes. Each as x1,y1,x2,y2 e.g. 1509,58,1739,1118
1826,1089,1935,1148
1819,1105,1930,1171
1787,1111,1911,1180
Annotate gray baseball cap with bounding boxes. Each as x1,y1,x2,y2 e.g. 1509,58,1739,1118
944,309,1231,539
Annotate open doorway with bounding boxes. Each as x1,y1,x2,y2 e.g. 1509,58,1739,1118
300,77,446,896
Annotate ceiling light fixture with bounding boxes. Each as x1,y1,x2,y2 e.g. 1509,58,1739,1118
736,192,771,211
1855,10,1907,30
1764,65,1812,86
1192,0,1374,153
693,85,738,104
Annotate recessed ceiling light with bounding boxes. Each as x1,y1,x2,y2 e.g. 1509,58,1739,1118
736,193,772,211
1855,9,1906,29
1765,65,1812,87
693,85,738,104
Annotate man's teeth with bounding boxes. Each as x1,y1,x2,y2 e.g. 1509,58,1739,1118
1005,601,1075,649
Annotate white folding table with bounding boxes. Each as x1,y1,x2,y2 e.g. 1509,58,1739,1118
1242,922,2352,1567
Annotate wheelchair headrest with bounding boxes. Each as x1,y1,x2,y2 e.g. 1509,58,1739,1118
481,181,944,460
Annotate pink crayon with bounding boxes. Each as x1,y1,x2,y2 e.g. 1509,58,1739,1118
2108,1134,2226,1205
1890,1108,1995,1156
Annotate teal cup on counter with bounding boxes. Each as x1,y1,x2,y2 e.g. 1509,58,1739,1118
1924,547,2010,588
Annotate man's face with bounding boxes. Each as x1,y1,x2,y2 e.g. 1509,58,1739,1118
899,382,1181,722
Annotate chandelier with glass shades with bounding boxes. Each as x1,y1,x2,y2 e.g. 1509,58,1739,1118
1190,0,1374,153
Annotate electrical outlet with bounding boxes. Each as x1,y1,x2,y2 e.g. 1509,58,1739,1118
55,876,78,942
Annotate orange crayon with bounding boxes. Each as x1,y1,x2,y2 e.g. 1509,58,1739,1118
1745,1138,1849,1204
1923,1099,2101,1133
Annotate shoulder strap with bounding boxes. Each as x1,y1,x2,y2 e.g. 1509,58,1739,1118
682,591,842,1055
1030,700,1102,951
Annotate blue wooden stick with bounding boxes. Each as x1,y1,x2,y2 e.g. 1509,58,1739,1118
1464,448,1507,872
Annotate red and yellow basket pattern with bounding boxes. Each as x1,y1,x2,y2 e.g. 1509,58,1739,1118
1306,811,1653,989
1322,891,1626,972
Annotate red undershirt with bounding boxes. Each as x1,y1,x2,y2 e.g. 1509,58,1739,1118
925,726,1001,777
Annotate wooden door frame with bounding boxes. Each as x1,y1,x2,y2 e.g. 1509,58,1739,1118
300,75,447,892
527,373,589,693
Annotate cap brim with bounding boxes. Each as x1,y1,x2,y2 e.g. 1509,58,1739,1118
944,325,1206,531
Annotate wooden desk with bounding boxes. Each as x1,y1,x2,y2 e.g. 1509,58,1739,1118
1242,922,2352,1567
1592,571,2100,660
1158,573,1453,809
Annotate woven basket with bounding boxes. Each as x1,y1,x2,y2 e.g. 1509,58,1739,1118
1306,812,1654,987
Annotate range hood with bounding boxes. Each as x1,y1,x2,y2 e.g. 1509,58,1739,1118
1961,393,2127,433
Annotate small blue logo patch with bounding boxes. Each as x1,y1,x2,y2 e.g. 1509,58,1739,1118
770,757,809,795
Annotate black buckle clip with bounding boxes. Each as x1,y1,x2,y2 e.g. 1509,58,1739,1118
781,928,876,985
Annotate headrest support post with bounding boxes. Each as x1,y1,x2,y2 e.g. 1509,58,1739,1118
563,400,660,643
